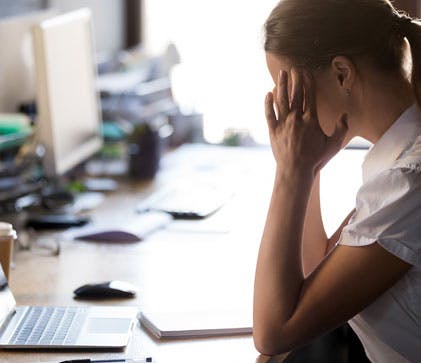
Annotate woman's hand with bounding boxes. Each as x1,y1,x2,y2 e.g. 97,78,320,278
265,68,348,177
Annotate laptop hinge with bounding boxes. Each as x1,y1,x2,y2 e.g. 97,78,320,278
0,308,17,338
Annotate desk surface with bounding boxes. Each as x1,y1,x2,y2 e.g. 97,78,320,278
2,144,367,363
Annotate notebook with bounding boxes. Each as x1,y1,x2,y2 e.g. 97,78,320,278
140,310,252,339
0,264,138,349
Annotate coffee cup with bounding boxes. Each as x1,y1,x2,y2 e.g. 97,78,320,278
0,222,17,281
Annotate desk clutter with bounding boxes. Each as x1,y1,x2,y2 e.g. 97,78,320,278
0,146,267,363
1,129,267,240
0,142,369,362
0,10,204,242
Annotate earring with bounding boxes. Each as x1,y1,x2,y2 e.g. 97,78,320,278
346,89,351,96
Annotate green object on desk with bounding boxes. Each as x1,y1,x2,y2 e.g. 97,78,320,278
67,180,87,193
0,113,32,152
0,113,31,134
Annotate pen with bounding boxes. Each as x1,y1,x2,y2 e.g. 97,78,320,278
59,358,152,363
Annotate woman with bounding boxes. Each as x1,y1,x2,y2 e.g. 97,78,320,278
253,0,421,362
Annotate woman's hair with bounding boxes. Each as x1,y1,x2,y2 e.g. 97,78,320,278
264,0,421,104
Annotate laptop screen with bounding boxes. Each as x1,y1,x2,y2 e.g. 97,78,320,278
0,264,16,328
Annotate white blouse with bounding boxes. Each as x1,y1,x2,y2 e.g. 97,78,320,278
338,104,421,363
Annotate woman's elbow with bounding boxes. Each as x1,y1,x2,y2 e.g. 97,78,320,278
253,327,291,356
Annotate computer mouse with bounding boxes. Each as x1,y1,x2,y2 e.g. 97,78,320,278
71,211,173,243
75,230,142,243
73,280,139,299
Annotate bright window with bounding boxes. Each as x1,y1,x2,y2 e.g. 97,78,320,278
143,1,279,143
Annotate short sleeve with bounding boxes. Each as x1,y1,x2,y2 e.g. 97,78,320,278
338,166,421,267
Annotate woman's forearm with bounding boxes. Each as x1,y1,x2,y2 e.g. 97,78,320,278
302,173,329,276
253,167,313,346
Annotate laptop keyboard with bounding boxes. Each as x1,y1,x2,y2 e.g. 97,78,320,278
9,306,87,346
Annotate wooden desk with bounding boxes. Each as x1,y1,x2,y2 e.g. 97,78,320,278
2,145,367,363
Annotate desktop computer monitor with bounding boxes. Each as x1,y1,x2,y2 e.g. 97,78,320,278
32,8,103,177
0,9,56,113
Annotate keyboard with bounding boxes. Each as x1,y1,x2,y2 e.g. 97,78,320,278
137,184,233,219
9,306,87,346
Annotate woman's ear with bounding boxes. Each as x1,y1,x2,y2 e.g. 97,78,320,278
331,56,355,94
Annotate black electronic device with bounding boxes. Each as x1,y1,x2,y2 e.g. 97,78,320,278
73,281,138,299
26,214,90,230
137,184,233,220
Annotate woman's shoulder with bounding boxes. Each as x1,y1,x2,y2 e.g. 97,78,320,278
393,136,421,173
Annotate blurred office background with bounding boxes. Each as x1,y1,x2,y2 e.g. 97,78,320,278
1,0,419,145
0,1,126,54
0,0,278,145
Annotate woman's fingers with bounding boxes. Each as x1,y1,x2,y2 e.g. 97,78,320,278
290,68,303,114
272,86,280,119
265,92,278,130
277,70,289,120
266,67,348,171
266,68,315,131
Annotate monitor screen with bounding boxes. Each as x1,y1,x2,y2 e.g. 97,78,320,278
48,0,126,54
0,9,56,112
32,8,103,176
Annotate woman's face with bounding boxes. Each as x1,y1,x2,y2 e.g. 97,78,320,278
265,52,343,136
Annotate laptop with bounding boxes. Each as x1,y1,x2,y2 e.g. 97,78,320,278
0,265,138,349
